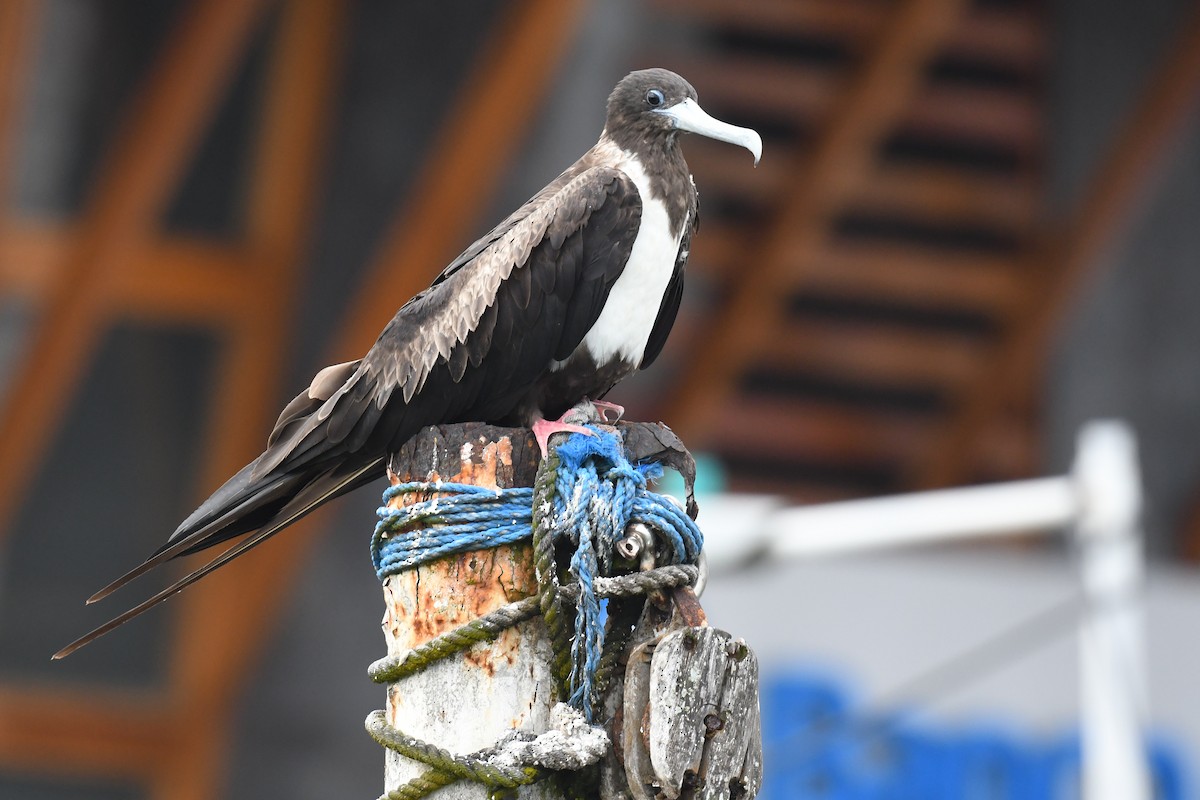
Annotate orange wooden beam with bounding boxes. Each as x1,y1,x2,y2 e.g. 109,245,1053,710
659,0,969,441
0,221,254,321
333,0,587,360
0,685,174,778
0,0,270,539
913,4,1200,489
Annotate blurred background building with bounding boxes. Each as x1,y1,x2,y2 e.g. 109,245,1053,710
0,0,1198,797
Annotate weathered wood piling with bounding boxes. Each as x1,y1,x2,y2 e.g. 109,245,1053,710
375,420,762,799
380,423,557,799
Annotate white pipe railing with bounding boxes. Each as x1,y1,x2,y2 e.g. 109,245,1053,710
725,420,1149,800
763,475,1077,557
1073,422,1149,800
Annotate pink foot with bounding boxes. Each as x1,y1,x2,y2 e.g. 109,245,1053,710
533,418,595,457
589,400,625,423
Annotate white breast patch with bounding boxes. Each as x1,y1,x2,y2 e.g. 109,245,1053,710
557,152,686,370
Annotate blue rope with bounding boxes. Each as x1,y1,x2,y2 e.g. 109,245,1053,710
371,483,534,576
370,426,703,721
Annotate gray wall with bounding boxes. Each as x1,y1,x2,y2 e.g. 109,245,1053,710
1045,0,1200,556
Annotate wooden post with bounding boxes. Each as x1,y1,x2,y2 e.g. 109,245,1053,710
376,418,761,799
380,422,559,799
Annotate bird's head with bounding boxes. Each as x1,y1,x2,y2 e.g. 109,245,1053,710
604,68,762,165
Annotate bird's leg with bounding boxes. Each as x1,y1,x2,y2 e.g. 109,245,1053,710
533,415,595,458
532,399,623,456
589,399,625,423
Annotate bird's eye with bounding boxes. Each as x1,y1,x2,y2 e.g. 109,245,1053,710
646,89,665,108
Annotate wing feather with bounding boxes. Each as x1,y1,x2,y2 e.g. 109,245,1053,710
357,166,640,415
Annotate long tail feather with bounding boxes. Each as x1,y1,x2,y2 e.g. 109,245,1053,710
57,457,383,658
86,467,298,604
56,523,286,659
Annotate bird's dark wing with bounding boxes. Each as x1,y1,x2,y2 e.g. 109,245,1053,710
640,202,695,369
59,165,642,658
253,164,642,471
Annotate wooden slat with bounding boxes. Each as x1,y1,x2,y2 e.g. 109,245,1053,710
681,57,834,121
688,139,1038,230
915,4,1200,490
804,243,1024,310
904,82,1040,152
334,0,587,360
0,0,41,216
118,242,252,323
696,225,1023,311
661,0,970,443
0,221,253,321
668,302,985,388
853,163,1038,232
0,685,174,777
707,397,933,464
949,7,1044,69
671,53,1039,153
651,0,1043,69
0,0,270,538
766,319,987,386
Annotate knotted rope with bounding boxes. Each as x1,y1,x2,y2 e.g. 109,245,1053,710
366,425,703,800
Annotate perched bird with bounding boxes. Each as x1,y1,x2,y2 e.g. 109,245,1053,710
55,68,761,658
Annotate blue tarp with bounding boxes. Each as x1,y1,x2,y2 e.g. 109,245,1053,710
760,672,1192,799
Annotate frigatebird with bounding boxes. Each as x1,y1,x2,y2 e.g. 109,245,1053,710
55,68,761,658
